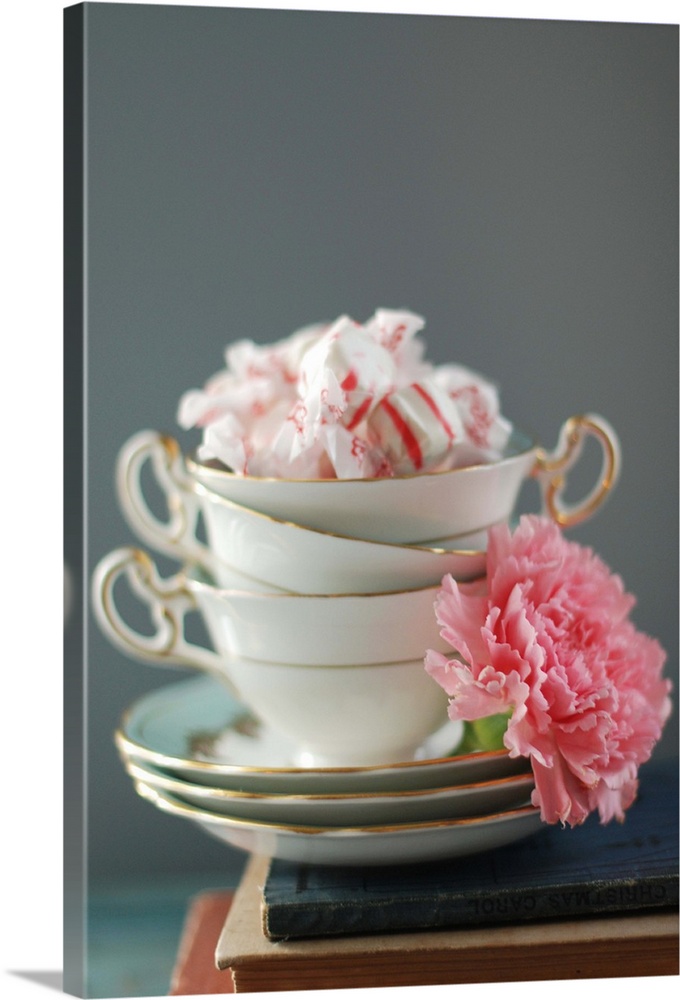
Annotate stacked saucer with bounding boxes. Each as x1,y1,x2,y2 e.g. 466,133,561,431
115,676,542,866
93,404,620,865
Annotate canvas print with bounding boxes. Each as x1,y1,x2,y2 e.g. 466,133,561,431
63,2,678,997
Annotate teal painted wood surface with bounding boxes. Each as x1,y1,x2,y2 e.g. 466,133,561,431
86,870,244,998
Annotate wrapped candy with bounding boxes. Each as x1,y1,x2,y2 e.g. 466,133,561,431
431,364,512,461
271,315,398,475
178,323,324,474
177,309,513,479
196,400,323,477
273,309,439,477
366,380,466,475
225,323,325,387
364,308,432,386
178,324,323,433
299,317,396,426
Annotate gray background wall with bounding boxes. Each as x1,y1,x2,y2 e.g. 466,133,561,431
72,2,678,883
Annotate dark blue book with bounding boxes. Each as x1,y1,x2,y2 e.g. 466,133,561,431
262,757,679,940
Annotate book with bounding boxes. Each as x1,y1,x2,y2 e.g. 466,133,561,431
169,890,235,995
216,853,679,992
262,756,679,940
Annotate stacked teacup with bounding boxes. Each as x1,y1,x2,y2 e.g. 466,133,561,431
93,309,620,769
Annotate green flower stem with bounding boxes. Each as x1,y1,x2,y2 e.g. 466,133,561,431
457,712,511,754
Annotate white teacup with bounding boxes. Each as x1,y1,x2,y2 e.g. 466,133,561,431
116,433,489,593
92,547,453,765
207,653,450,767
182,413,620,542
92,547,453,668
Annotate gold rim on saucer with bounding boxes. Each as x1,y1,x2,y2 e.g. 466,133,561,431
123,756,534,803
134,779,541,836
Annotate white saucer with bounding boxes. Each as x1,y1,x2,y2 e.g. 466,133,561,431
122,757,534,827
117,677,529,795
133,779,544,866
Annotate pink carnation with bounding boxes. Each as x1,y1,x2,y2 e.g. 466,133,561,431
425,515,671,827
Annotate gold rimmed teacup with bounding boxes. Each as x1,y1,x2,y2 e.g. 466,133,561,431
93,546,459,766
114,675,529,794
93,546,454,666
185,412,620,540
117,430,489,593
117,415,620,578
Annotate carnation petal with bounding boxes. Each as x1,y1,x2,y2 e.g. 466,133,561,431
433,575,489,665
531,755,592,826
426,514,672,826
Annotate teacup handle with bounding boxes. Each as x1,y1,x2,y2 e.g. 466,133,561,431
533,413,621,528
91,546,229,681
116,430,218,574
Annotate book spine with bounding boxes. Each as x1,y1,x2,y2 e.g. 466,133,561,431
263,875,678,940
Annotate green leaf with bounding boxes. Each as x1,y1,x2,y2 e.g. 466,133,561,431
463,713,511,752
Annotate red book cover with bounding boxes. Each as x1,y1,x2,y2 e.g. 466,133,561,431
170,891,235,995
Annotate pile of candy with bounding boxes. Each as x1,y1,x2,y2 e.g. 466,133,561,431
178,309,512,479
